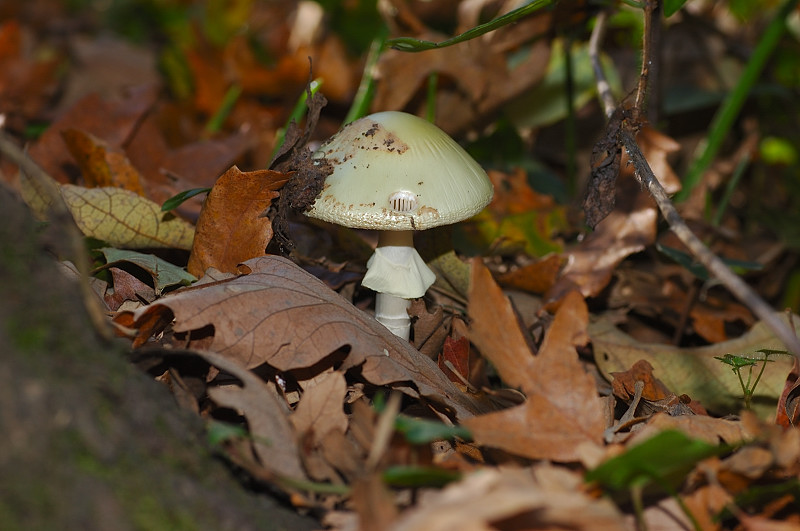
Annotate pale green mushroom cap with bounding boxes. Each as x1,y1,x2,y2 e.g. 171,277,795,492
306,111,493,231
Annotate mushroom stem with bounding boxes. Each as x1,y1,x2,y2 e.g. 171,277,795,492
364,230,435,340
374,291,412,340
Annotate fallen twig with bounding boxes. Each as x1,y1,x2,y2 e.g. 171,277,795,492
619,127,800,359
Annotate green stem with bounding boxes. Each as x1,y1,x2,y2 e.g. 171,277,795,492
204,84,242,134
344,28,387,124
426,72,438,123
676,0,799,201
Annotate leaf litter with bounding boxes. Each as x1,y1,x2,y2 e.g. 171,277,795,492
2,1,800,529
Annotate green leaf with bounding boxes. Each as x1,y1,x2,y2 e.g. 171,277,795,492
714,353,762,370
382,465,461,488
372,392,472,444
394,415,472,444
386,0,555,52
585,430,727,493
161,187,211,212
663,0,689,17
98,247,196,295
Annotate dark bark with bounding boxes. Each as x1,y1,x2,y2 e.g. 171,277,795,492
0,187,318,531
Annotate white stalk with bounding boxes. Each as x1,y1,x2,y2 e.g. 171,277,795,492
362,230,435,340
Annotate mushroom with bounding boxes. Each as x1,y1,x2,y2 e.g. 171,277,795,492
306,111,493,340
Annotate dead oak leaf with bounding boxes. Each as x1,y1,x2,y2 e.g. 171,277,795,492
129,255,485,420
464,260,606,461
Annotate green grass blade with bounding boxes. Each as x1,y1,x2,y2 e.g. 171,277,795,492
676,0,799,201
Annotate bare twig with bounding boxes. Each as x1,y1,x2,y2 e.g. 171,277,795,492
619,128,800,359
0,130,114,342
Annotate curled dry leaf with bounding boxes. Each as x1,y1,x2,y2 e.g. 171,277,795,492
61,184,195,250
129,255,485,419
464,259,606,462
187,166,290,277
28,88,158,184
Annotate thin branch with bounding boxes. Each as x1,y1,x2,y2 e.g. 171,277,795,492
619,128,800,359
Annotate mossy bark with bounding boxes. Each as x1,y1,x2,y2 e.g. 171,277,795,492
0,187,318,531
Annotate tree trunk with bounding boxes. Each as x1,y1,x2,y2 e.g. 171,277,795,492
0,187,318,531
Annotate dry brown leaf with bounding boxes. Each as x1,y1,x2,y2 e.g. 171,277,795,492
289,371,348,446
187,166,290,277
352,473,399,531
497,254,564,295
631,412,750,446
548,174,657,303
611,359,672,402
391,465,624,531
28,87,157,184
464,260,606,461
62,128,146,195
374,32,550,136
197,350,307,482
61,184,195,250
591,313,798,418
130,255,485,419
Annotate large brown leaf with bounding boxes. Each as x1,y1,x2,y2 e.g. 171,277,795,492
130,255,485,419
187,166,290,277
464,260,606,461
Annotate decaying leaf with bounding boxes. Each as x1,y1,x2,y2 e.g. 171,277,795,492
590,314,799,418
187,166,290,277
464,259,606,461
61,184,195,250
129,255,485,419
